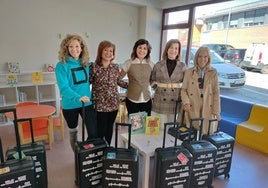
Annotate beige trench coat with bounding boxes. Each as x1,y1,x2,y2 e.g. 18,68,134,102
181,66,220,134
150,60,186,114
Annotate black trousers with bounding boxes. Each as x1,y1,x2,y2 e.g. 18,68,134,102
125,98,152,116
62,105,97,139
97,110,118,145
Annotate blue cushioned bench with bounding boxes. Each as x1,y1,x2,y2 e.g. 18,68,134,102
219,96,254,137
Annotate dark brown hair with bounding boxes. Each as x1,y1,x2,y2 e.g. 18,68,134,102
131,39,152,62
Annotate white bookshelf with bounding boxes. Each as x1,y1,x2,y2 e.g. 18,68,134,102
0,72,60,125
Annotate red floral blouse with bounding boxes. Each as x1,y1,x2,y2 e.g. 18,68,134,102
91,63,128,112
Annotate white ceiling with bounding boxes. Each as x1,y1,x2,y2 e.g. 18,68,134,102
106,0,213,9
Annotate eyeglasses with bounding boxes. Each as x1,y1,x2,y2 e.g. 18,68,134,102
198,77,204,89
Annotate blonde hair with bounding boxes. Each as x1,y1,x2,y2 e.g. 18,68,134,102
58,34,89,67
194,46,212,68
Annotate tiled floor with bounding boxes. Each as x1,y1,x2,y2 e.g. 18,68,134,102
1,123,268,188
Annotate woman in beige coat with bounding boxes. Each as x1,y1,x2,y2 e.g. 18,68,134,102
150,39,186,129
181,46,221,135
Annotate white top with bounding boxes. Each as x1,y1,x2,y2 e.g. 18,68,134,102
122,58,154,103
122,58,154,72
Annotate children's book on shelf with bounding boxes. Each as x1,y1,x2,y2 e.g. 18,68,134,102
145,116,160,135
32,72,44,83
6,74,18,85
128,111,147,134
7,62,20,73
0,94,6,106
18,90,28,102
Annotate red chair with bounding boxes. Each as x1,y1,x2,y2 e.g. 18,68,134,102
16,102,53,149
16,101,38,107
53,108,64,141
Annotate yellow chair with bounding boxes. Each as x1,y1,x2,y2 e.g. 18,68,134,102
236,104,268,154
16,102,53,149
53,109,64,141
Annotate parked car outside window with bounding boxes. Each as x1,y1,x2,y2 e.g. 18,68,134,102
182,47,246,88
240,43,268,74
224,49,246,66
202,44,235,58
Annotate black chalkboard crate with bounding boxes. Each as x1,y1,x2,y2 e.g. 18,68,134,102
168,100,197,142
102,123,139,188
0,155,35,188
75,138,108,188
154,122,193,188
6,118,48,188
75,102,108,188
182,118,217,188
183,140,217,188
202,119,235,179
168,122,197,142
0,108,36,188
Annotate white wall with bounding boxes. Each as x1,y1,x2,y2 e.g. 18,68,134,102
0,0,162,72
144,7,162,61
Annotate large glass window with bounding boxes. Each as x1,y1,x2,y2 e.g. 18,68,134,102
244,10,255,26
161,1,248,64
161,0,268,65
161,2,223,64
160,0,268,105
254,8,266,25
164,10,189,25
161,7,193,60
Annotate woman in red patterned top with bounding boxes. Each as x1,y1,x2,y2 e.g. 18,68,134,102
91,40,128,145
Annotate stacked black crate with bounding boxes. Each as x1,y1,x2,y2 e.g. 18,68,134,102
154,122,193,188
102,123,139,188
202,119,235,179
182,118,217,188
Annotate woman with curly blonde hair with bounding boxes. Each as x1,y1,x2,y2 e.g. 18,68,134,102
58,34,89,67
55,34,97,151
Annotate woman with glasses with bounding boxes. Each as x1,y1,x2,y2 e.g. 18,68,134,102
181,46,221,135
